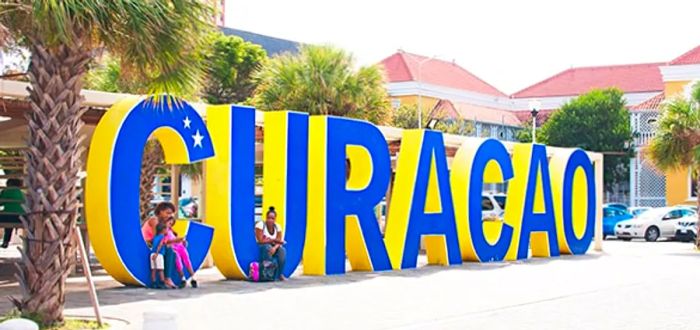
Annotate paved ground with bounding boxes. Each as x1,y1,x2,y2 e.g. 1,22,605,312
1,239,698,329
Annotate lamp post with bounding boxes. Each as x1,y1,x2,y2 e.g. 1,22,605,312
529,99,541,143
416,56,438,128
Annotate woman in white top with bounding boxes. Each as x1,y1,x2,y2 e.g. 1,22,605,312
255,206,286,280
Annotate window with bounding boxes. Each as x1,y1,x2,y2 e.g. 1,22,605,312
664,210,682,220
481,197,494,211
391,99,401,109
494,196,506,209
603,208,613,217
681,209,696,217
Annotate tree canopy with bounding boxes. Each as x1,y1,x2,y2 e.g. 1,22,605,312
201,33,267,104
648,83,700,172
2,1,213,95
391,103,472,135
531,88,634,191
253,45,391,124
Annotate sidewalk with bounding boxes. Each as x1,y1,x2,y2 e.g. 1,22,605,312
1,240,698,329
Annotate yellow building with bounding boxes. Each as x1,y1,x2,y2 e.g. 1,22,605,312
657,46,700,206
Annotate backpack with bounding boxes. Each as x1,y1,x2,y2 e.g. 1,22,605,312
260,260,278,282
248,260,278,282
248,262,260,282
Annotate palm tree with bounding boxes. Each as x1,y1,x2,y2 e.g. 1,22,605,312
647,83,700,248
1,1,213,324
253,45,392,124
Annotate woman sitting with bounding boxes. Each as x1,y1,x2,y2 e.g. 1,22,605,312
254,206,286,281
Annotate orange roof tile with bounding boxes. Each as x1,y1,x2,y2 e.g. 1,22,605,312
670,45,700,65
630,92,665,111
511,63,664,98
379,51,507,97
440,101,522,126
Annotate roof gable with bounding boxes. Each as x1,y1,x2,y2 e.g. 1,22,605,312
630,92,664,112
512,63,664,98
379,51,507,97
670,45,700,66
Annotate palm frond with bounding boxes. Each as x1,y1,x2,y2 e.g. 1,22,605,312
647,95,700,171
2,0,214,96
253,45,390,124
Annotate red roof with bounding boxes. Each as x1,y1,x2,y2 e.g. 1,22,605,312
379,51,507,97
670,45,700,65
630,92,665,112
512,63,664,98
432,100,521,126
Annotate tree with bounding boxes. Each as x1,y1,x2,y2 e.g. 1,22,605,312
0,1,213,324
647,83,700,248
253,45,391,124
201,33,267,104
391,103,473,135
84,55,149,94
535,88,634,193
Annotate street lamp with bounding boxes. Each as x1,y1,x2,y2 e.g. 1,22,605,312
425,118,439,130
529,99,541,143
416,55,439,128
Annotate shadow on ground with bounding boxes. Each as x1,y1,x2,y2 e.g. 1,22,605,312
2,241,697,314
0,250,607,313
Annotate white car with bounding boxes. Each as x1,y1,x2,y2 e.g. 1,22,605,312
674,219,698,242
628,206,651,218
482,193,506,221
615,207,697,242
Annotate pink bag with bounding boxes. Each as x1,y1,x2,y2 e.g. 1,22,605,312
248,262,260,282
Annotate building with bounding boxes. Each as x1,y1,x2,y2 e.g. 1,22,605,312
379,46,700,206
220,27,300,56
648,46,700,207
379,51,521,141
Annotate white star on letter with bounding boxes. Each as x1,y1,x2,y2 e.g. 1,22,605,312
183,116,192,129
192,130,204,148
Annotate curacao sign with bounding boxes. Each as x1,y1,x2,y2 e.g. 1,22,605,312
85,97,599,286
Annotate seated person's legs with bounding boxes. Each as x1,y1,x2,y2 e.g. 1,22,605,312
274,245,286,280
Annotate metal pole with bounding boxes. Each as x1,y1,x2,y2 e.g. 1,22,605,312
415,56,438,129
594,155,604,252
531,114,537,143
75,229,103,326
417,88,422,129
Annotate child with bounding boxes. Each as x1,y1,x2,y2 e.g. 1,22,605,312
151,223,176,289
165,217,198,288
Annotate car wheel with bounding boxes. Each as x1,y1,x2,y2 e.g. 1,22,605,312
620,238,632,241
645,226,660,242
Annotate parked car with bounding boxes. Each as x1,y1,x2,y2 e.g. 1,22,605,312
482,193,506,221
628,207,651,218
603,207,633,238
674,219,698,242
674,204,698,213
603,203,628,212
615,207,697,242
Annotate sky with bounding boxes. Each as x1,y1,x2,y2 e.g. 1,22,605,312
226,0,700,95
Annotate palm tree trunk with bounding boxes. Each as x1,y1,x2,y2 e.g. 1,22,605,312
140,140,163,221
12,42,90,325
